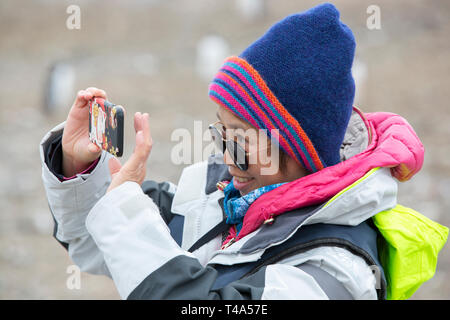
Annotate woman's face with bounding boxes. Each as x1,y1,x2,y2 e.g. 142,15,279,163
216,106,308,196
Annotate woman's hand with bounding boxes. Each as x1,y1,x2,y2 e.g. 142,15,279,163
62,87,107,177
106,112,152,193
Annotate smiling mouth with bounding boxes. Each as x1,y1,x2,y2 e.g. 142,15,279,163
233,176,254,183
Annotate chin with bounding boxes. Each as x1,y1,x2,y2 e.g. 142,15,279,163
237,184,257,196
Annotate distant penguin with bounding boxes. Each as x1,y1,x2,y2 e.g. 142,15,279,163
43,61,75,115
352,59,368,106
195,35,230,82
235,0,267,21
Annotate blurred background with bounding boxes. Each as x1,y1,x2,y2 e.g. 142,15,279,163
0,0,449,299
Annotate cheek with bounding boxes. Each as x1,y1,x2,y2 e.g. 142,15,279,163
246,163,282,186
248,153,282,178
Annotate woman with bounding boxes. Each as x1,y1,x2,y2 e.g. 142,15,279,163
40,3,446,300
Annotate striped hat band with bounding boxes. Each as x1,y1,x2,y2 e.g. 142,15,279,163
208,56,324,173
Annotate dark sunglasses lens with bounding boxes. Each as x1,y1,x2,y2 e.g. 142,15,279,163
226,140,248,171
209,126,225,153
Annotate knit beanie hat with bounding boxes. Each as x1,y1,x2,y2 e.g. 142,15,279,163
208,3,356,172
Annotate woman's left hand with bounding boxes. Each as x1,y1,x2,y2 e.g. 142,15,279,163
106,112,152,193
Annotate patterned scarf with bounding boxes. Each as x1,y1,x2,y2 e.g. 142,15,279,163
223,178,286,236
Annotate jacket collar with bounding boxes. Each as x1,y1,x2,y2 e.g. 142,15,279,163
208,166,398,265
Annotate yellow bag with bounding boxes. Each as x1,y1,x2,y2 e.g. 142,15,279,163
373,204,449,300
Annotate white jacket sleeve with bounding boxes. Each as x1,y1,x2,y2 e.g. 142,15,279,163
40,121,114,277
85,181,196,298
83,182,333,300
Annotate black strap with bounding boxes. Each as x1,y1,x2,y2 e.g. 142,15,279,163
188,219,229,253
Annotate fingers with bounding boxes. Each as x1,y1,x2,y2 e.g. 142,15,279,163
142,113,152,146
73,87,107,110
133,112,149,130
135,112,152,154
73,90,91,109
108,157,122,176
105,113,151,193
134,112,142,133
85,87,107,100
126,112,152,167
88,142,101,154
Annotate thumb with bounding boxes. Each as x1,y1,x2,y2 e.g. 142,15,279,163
88,142,101,155
108,157,122,177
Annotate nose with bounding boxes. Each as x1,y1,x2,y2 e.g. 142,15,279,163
223,148,236,168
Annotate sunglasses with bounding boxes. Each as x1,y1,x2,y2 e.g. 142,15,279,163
209,121,250,171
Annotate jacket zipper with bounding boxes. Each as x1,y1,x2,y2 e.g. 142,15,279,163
221,237,235,249
221,225,237,249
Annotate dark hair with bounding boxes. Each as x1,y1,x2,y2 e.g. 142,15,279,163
279,148,289,173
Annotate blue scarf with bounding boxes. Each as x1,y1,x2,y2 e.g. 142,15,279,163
223,179,286,236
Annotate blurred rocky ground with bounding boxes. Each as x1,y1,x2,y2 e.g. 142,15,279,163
0,0,449,299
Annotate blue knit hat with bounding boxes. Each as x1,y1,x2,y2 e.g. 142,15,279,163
209,3,356,172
